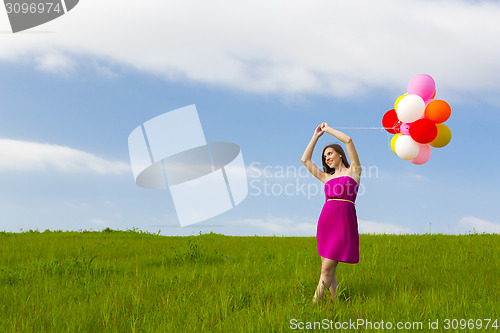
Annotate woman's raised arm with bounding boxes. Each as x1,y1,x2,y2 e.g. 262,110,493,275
301,124,329,183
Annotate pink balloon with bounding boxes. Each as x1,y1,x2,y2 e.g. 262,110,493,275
408,74,436,101
410,144,432,165
400,122,412,135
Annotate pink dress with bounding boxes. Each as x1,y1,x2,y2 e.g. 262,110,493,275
316,176,359,263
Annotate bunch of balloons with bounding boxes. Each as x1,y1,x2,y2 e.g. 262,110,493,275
382,74,452,165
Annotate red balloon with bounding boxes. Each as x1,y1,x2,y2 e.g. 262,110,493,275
382,109,401,134
409,118,438,144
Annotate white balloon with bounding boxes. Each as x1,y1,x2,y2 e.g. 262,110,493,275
396,94,425,123
395,135,420,160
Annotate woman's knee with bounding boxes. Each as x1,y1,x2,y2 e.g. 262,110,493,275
321,259,338,275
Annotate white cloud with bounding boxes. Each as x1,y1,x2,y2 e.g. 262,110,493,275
35,52,75,75
91,60,119,79
458,216,500,234
0,138,130,175
358,219,413,234
89,218,116,229
397,172,430,188
1,0,500,99
237,216,414,236
406,173,428,182
238,216,316,236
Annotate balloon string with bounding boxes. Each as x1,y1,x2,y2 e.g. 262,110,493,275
386,129,392,149
335,127,392,130
334,126,395,149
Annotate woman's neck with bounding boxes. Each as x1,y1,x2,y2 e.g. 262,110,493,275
334,164,346,174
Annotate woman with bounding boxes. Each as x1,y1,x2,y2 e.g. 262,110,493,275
301,122,361,304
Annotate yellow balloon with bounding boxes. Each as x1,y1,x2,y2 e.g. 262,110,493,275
394,93,408,112
429,124,452,148
390,133,401,154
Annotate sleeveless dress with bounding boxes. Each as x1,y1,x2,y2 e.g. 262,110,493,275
316,176,359,263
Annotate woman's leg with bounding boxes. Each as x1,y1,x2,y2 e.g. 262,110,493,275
313,257,339,303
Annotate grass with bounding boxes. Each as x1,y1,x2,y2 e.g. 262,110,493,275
0,229,498,332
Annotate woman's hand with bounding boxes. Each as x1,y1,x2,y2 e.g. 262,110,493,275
314,123,327,138
321,123,333,134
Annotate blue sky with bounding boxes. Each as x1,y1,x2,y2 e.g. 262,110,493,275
1,0,499,235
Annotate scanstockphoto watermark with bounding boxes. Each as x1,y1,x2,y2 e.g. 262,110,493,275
289,318,499,331
290,318,425,330
248,162,379,199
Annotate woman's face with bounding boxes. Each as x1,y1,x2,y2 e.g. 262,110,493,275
324,147,342,168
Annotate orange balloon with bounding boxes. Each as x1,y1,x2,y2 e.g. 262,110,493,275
425,100,451,123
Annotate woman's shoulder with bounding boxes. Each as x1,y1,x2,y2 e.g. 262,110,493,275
347,167,361,183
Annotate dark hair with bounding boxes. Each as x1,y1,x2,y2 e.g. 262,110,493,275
322,144,350,174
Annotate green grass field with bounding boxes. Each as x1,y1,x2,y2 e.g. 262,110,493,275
0,229,498,332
